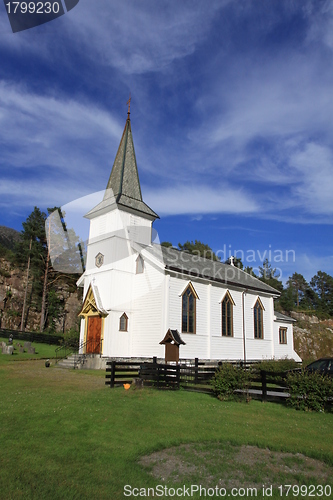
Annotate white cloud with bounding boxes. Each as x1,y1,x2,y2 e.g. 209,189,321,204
0,80,123,178
67,0,228,74
144,184,259,216
290,142,333,214
0,178,86,209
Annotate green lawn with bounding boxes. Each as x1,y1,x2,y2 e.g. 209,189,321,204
0,358,332,499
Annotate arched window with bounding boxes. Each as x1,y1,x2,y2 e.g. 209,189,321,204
119,313,128,332
181,283,198,334
221,291,235,337
136,255,144,274
254,299,264,339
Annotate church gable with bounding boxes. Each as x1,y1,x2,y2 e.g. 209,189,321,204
79,284,107,317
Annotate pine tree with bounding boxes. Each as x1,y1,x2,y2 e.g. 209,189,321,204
16,207,48,331
258,259,283,292
286,272,308,308
310,271,333,315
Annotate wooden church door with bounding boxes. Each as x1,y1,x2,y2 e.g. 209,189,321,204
86,316,102,354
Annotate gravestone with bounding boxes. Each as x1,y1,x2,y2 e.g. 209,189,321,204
19,347,25,353
1,341,6,349
24,342,32,349
2,345,14,355
27,346,35,354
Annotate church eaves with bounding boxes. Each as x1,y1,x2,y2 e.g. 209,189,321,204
86,110,159,220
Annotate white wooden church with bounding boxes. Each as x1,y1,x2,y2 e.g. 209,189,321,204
77,107,301,363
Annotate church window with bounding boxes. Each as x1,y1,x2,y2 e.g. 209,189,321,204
119,313,128,332
221,292,234,337
181,283,198,334
136,255,144,274
254,299,264,339
279,327,287,344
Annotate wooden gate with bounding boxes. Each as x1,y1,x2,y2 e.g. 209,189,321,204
86,316,102,354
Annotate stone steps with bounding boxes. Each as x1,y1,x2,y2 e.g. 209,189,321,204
57,354,85,369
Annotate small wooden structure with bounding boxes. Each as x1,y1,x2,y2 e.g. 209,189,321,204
159,329,186,363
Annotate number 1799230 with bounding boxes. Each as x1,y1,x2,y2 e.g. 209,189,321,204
5,2,60,14
278,484,331,497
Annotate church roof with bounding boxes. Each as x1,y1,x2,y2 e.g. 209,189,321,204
274,311,296,322
86,112,158,220
159,246,280,295
159,329,186,346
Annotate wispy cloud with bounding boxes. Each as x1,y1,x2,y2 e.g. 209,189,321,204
144,185,259,216
0,81,124,206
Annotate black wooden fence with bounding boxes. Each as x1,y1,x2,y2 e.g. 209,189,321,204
105,358,213,391
0,327,63,346
105,358,290,402
249,370,289,402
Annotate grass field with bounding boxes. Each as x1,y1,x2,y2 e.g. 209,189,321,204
0,345,332,499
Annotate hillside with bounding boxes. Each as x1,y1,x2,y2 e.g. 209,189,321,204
290,311,333,363
0,226,21,250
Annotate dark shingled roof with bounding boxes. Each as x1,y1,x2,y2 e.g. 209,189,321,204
160,246,280,295
160,329,186,345
86,116,158,220
274,311,296,322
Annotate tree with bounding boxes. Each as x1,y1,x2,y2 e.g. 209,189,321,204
243,265,256,276
310,271,333,316
258,259,283,292
16,207,48,330
161,241,173,248
286,272,309,308
46,289,64,334
278,285,295,312
178,240,221,261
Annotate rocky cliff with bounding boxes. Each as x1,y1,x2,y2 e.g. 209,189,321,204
0,255,82,333
290,311,333,363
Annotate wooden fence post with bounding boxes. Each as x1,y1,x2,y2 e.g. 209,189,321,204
110,361,115,389
176,365,180,389
194,358,199,384
261,370,267,402
156,365,160,389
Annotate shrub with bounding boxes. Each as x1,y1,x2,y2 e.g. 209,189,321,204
211,363,249,401
63,327,80,348
252,358,300,375
287,370,333,412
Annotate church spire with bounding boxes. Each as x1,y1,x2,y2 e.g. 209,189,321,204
86,100,158,221
127,93,131,119
104,110,143,202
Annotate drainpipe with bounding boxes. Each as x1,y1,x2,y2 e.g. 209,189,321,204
242,289,248,365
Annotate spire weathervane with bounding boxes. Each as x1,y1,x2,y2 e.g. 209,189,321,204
127,94,131,119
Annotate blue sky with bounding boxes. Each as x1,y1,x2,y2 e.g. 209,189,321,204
0,0,333,283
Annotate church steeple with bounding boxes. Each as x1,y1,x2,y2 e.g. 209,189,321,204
86,103,159,221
